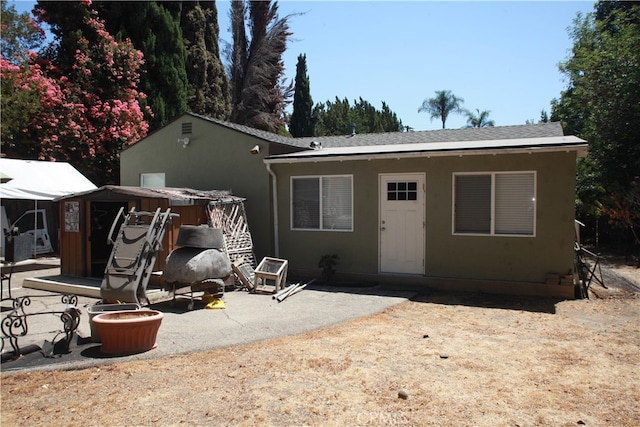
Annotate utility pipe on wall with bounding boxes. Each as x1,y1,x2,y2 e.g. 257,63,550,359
265,162,279,257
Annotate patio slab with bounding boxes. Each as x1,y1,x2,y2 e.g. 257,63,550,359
1,262,415,373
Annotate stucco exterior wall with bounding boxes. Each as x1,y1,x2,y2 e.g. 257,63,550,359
120,117,274,259
271,150,577,285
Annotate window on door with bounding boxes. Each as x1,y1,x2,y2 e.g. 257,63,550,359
387,181,418,201
453,171,536,236
291,175,353,231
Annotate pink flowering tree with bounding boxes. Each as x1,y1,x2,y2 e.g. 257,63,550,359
0,54,61,159
1,2,150,186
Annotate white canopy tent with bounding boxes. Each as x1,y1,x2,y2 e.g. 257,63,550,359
0,158,96,201
0,158,97,258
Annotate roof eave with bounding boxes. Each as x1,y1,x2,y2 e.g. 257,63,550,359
264,143,589,164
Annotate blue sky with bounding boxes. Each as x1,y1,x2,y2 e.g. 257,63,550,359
12,1,595,131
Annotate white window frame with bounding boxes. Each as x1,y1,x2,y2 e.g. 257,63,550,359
290,175,353,232
140,173,166,188
452,171,536,237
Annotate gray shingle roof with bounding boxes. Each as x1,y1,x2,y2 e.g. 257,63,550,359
265,135,587,163
186,112,309,148
187,112,565,150
296,122,565,148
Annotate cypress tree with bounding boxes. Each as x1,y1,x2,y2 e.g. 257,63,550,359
313,97,403,136
182,1,231,119
229,0,248,122
289,54,314,137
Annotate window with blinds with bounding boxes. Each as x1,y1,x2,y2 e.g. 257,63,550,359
495,173,535,235
453,172,535,236
455,174,491,233
292,175,353,231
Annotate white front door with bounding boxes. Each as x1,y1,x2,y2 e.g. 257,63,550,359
379,173,425,274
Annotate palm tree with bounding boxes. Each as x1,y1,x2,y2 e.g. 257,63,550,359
418,90,464,129
465,109,495,128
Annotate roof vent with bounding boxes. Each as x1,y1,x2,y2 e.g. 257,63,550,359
310,141,322,150
350,122,356,137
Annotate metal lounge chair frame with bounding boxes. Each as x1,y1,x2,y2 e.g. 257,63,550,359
100,207,176,305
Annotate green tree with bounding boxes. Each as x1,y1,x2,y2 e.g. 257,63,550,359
313,97,403,136
228,0,293,133
1,0,44,148
595,0,640,23
528,109,550,124
313,97,350,136
2,6,149,186
465,109,495,128
95,1,189,130
0,0,45,64
289,53,314,137
418,90,464,129
1,57,45,157
33,1,92,70
228,0,248,121
552,2,640,249
181,1,231,119
539,109,549,123
380,102,404,133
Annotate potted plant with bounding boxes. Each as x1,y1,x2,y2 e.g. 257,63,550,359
92,310,163,356
318,254,339,283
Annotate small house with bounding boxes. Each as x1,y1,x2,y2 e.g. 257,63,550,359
266,125,587,297
121,114,587,298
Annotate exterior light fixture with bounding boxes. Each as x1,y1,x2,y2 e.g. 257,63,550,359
177,137,190,148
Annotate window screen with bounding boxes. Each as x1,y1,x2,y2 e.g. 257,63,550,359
454,172,535,236
292,178,320,229
140,173,165,188
455,175,491,234
292,176,353,231
322,176,352,230
495,173,535,235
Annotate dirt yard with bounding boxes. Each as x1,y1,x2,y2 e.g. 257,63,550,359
2,261,639,426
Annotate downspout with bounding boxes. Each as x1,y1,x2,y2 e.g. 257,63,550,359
265,162,279,257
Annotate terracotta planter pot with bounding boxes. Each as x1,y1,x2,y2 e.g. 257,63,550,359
92,310,163,356
87,303,141,343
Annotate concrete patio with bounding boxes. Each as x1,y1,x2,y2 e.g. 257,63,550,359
1,259,416,373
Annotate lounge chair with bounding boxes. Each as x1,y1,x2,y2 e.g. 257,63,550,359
100,207,176,305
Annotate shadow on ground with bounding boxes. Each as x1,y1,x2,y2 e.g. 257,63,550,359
410,291,561,314
306,281,562,314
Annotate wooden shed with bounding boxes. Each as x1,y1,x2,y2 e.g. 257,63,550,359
56,186,248,279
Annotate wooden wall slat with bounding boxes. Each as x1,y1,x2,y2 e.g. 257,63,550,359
59,195,209,278
59,198,86,277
